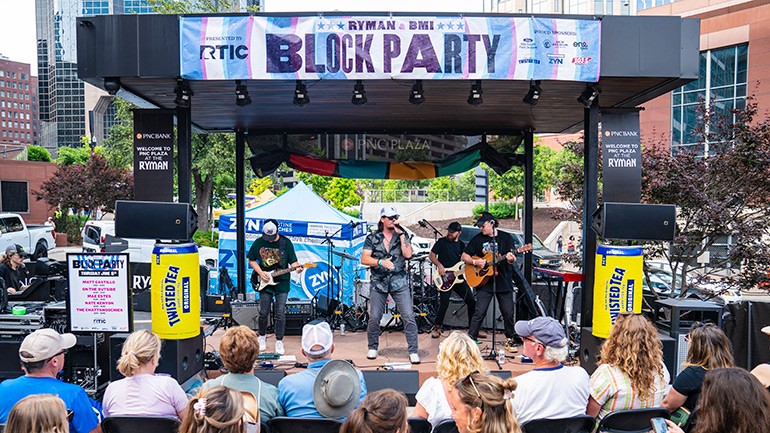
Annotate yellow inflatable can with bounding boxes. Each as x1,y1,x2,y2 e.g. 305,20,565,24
151,242,200,339
592,245,643,338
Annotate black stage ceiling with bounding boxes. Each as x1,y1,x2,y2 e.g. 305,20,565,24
77,13,700,135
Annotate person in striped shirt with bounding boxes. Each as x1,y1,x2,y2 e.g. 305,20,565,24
587,313,670,421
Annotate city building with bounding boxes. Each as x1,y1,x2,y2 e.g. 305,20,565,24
0,56,40,158
639,0,770,156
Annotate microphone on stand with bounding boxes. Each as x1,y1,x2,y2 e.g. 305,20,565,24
349,220,360,227
418,219,428,228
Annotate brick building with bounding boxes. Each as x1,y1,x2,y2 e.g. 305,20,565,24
0,56,39,157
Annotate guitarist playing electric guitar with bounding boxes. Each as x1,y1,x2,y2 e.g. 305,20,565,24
428,221,477,339
461,212,519,347
247,218,304,356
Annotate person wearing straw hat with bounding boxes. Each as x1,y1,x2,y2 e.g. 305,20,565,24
750,325,770,390
278,321,367,419
0,329,102,433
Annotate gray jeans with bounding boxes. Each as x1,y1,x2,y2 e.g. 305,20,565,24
367,284,419,354
259,291,287,340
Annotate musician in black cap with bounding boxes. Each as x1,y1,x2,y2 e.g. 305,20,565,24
461,212,518,345
428,222,477,338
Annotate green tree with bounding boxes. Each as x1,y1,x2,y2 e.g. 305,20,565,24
325,178,362,209
297,172,331,197
102,97,136,168
427,176,457,201
57,142,96,166
193,133,236,232
246,177,273,196
26,146,52,162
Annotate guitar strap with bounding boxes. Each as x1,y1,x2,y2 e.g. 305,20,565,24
278,236,287,268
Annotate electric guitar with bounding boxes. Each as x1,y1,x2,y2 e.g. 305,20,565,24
250,263,317,291
433,261,466,292
464,244,533,288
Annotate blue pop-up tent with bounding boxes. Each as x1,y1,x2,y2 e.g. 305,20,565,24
216,182,368,304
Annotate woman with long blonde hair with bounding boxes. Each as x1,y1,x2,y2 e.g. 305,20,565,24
6,394,69,433
102,329,188,419
449,372,521,433
587,313,669,420
661,323,734,430
412,331,488,427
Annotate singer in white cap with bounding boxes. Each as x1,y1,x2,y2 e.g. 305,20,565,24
360,206,420,364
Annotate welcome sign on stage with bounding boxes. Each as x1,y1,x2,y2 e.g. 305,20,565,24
180,15,601,82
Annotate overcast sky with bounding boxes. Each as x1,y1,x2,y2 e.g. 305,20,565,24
0,0,489,75
0,0,37,71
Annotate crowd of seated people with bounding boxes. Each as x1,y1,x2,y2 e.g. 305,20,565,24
3,313,770,433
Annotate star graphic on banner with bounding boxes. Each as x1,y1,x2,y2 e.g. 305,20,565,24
437,22,445,30
447,22,455,30
457,22,464,30
317,22,326,30
337,22,345,29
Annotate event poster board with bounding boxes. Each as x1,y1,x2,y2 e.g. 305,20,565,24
67,253,132,332
180,15,601,82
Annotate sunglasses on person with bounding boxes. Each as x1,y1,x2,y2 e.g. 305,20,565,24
521,335,544,347
461,371,482,400
48,349,68,362
383,215,399,221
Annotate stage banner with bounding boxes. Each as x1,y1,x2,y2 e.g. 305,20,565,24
180,15,600,82
602,111,642,203
133,110,174,202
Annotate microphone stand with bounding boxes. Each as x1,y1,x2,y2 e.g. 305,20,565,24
317,221,357,327
485,229,504,370
420,219,443,242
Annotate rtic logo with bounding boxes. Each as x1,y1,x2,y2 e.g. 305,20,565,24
573,41,589,50
572,57,592,65
200,45,249,60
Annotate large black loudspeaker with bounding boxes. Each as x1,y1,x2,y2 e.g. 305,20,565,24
580,327,676,381
115,200,197,241
443,295,470,328
592,202,676,241
0,340,23,379
110,331,204,384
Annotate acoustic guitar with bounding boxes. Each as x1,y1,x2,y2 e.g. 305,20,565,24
464,244,532,288
251,263,317,291
433,261,466,292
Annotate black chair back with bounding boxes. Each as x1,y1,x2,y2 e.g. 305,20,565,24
267,416,342,433
433,419,459,433
361,370,420,406
408,418,432,433
102,416,180,433
596,408,670,433
521,415,595,433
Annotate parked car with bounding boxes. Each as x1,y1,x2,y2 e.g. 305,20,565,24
81,219,217,264
458,225,563,271
0,213,56,260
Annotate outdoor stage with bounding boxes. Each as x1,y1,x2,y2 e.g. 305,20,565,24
202,325,537,384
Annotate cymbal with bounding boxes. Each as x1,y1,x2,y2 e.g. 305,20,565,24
332,250,357,261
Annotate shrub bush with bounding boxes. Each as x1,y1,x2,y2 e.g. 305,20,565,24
193,230,219,248
471,202,518,219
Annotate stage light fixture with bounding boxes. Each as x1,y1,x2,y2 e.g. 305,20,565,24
235,80,252,107
577,84,599,108
293,80,310,106
351,80,367,105
409,80,425,105
522,80,542,106
174,80,193,108
103,77,121,96
467,80,483,105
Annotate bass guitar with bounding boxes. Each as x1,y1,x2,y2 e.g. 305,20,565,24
251,263,317,291
464,244,532,288
433,261,466,292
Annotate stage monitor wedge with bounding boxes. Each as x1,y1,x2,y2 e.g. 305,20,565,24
592,202,676,241
115,200,197,241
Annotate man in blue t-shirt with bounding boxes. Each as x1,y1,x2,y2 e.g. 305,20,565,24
0,328,102,433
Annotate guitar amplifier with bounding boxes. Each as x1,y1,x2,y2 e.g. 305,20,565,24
231,300,260,330
285,299,312,336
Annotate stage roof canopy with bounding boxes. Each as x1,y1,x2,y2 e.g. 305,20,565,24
77,13,700,135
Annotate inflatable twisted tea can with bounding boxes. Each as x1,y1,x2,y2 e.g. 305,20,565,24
592,245,643,338
151,242,200,339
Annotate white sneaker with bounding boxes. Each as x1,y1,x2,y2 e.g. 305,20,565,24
275,340,285,355
367,349,378,359
409,353,421,364
258,335,266,352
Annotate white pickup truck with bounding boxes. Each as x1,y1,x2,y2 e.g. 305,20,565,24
0,213,56,260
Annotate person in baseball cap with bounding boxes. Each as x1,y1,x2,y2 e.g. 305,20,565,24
0,329,101,433
1,244,30,295
278,321,367,419
509,316,589,423
474,211,496,227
